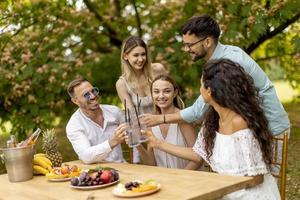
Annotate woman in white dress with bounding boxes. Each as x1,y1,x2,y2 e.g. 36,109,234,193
145,59,280,199
136,75,200,170
116,36,168,163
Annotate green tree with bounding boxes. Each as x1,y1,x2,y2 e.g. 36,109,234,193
0,0,299,139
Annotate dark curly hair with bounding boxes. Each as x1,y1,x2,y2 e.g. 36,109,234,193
201,59,273,169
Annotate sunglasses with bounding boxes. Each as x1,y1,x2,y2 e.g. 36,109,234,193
82,87,99,101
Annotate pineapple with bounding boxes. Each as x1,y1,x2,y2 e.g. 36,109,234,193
42,129,63,167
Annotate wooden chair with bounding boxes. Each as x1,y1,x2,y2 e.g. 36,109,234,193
121,143,133,163
272,131,288,200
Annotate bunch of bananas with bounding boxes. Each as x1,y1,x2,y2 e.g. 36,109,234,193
33,153,53,175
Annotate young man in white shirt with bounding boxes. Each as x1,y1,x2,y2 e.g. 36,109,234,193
66,77,127,164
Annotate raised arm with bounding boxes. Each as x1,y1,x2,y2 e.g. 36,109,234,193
140,95,209,127
66,123,126,164
136,145,156,166
145,130,202,163
179,122,203,170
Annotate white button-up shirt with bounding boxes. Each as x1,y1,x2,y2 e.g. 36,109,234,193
66,104,126,164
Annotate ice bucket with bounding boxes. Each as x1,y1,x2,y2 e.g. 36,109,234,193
0,145,34,182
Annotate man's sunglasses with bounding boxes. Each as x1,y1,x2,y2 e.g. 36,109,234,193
82,87,99,101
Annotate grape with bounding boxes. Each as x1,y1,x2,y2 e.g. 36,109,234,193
125,181,140,190
70,177,79,186
111,170,119,181
79,172,88,181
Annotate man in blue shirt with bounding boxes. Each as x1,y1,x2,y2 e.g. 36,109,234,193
141,15,290,136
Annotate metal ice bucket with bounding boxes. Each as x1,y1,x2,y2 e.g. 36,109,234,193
0,145,34,182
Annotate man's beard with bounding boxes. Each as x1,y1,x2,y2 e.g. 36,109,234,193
191,46,207,62
192,51,206,62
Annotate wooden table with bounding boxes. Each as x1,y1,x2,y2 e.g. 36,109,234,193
0,160,260,200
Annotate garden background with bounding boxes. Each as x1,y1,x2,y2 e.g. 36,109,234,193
0,0,299,199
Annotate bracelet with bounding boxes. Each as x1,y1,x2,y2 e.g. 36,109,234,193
163,114,166,124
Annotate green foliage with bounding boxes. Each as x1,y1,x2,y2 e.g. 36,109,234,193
0,0,299,138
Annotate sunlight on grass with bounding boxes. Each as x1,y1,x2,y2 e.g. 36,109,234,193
273,81,299,103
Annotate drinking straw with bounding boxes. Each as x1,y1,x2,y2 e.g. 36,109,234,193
124,99,127,122
133,105,141,128
127,108,133,145
127,108,132,127
136,94,139,114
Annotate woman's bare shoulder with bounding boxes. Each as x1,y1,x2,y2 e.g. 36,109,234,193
232,115,248,132
115,77,126,89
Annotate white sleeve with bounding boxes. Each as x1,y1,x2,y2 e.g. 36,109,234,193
192,129,208,163
234,132,269,176
66,123,112,164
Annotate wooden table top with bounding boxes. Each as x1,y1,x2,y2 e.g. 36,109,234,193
0,160,260,200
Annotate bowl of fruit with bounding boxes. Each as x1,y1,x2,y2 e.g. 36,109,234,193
70,167,119,190
113,179,161,197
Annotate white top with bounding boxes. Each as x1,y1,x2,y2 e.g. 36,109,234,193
66,104,126,164
152,124,189,169
193,129,280,199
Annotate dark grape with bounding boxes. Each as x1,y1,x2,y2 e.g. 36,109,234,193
70,177,79,186
79,172,88,181
125,181,140,190
111,170,119,181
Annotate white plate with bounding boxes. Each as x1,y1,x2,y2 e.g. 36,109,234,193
48,177,71,182
70,180,119,190
112,183,161,198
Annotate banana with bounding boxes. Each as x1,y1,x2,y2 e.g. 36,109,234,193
33,157,52,171
38,156,52,167
46,173,67,179
33,165,49,175
34,153,46,158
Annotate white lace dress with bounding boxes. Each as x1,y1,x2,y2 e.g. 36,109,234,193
193,129,280,200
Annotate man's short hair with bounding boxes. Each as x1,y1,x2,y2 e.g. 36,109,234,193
181,15,220,41
67,76,88,98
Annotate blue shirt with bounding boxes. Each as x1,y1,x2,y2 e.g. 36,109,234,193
180,42,290,135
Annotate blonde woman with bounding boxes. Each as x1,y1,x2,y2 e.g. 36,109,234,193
116,36,167,163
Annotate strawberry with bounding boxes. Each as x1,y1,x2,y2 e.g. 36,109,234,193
100,170,112,184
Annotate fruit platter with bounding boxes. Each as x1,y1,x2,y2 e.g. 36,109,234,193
113,180,161,197
70,167,119,190
45,164,81,182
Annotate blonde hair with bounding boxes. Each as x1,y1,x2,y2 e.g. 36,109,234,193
120,36,153,89
150,75,185,114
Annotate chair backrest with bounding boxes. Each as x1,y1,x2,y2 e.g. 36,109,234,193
271,131,288,200
121,143,133,163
